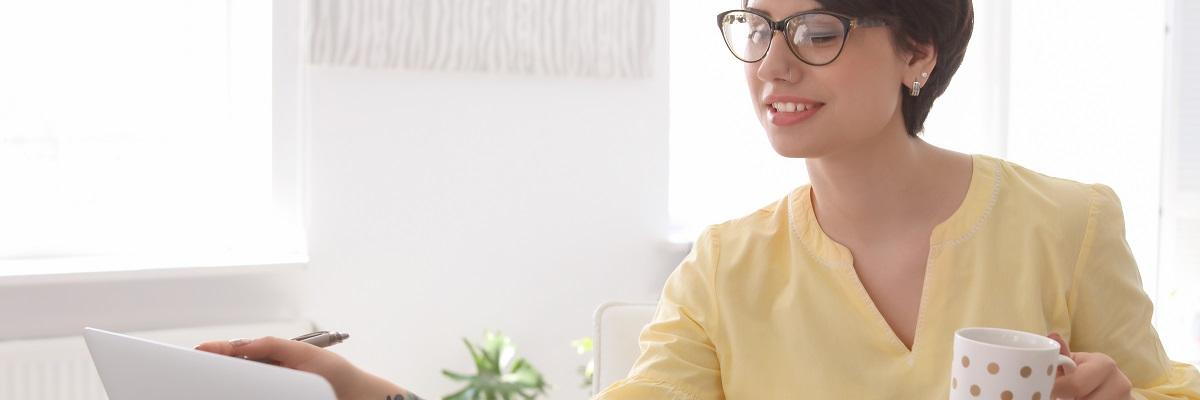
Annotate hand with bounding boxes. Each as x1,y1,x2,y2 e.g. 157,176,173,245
194,336,414,400
1048,333,1134,400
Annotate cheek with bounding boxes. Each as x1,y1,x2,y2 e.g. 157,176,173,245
745,64,762,97
745,64,766,114
825,61,901,132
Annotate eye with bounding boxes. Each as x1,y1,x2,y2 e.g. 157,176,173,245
793,27,840,46
749,30,768,44
807,33,838,45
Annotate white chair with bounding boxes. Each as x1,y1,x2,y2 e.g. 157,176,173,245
591,301,658,396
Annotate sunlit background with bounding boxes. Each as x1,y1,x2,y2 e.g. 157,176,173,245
0,0,1196,398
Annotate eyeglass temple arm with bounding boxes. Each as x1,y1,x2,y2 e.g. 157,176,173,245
850,18,887,29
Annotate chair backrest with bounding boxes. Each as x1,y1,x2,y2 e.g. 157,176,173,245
591,301,658,396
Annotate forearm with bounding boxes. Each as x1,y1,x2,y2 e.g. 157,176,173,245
342,369,421,400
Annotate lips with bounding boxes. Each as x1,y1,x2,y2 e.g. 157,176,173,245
763,95,825,126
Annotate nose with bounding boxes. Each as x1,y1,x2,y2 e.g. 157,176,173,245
755,31,803,84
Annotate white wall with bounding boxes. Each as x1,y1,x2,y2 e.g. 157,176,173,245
302,4,675,397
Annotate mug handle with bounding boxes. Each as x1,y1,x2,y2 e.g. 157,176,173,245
1057,354,1078,375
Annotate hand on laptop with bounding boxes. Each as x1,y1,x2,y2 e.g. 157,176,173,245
195,336,417,400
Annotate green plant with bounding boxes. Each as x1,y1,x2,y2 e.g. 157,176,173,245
571,337,594,388
442,331,549,400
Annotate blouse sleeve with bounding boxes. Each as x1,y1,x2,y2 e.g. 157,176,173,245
593,226,725,400
1068,184,1200,399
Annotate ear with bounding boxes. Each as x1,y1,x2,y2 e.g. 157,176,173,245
903,41,938,90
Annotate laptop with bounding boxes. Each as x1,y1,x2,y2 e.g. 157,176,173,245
83,327,336,400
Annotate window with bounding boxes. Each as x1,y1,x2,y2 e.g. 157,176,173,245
1157,0,1200,365
0,0,303,274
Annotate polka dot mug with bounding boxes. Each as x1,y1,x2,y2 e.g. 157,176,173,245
950,327,1076,400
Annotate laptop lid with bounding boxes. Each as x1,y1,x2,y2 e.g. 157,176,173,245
83,327,336,400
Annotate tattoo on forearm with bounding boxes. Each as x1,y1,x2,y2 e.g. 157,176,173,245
385,393,424,400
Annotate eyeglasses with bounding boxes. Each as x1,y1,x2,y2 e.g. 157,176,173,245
717,9,886,65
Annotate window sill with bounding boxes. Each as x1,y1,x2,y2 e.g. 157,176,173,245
0,252,309,341
0,253,307,286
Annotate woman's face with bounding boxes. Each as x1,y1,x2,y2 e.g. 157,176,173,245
744,0,916,159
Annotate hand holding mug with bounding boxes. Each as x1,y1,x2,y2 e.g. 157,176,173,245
1048,332,1133,400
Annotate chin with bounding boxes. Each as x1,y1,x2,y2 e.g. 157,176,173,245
763,128,838,159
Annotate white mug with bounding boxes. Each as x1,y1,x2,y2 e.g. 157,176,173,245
950,327,1077,400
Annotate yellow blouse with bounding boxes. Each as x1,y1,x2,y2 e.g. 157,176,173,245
596,155,1200,399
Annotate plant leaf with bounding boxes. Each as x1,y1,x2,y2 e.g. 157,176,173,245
445,331,548,399
571,337,593,354
443,369,474,382
498,344,516,370
443,386,470,400
462,338,485,373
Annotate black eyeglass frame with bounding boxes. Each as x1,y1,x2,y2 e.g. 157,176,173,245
716,9,888,66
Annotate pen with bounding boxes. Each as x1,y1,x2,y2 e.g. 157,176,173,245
291,331,350,348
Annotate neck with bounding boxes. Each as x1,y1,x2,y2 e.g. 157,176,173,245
805,125,963,241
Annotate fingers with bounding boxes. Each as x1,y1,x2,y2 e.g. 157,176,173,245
193,339,241,356
1051,352,1125,400
1048,332,1073,378
1080,372,1133,400
194,336,322,367
1049,332,1071,355
231,336,325,367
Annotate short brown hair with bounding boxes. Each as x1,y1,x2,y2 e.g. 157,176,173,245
744,0,975,135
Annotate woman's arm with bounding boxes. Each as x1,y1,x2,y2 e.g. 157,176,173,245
195,336,421,400
593,226,725,399
1062,185,1200,399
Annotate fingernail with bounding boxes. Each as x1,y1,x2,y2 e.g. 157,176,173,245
229,338,255,347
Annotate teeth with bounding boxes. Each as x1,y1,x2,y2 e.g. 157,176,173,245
771,102,810,113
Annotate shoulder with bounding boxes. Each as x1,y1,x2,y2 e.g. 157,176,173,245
684,188,805,276
701,189,796,252
973,156,1129,272
991,156,1091,205
985,155,1116,228
665,196,794,298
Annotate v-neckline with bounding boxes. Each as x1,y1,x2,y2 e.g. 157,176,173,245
787,154,1001,357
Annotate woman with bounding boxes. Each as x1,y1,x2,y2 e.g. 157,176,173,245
198,0,1200,398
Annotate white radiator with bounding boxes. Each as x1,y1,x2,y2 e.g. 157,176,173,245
0,321,313,400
